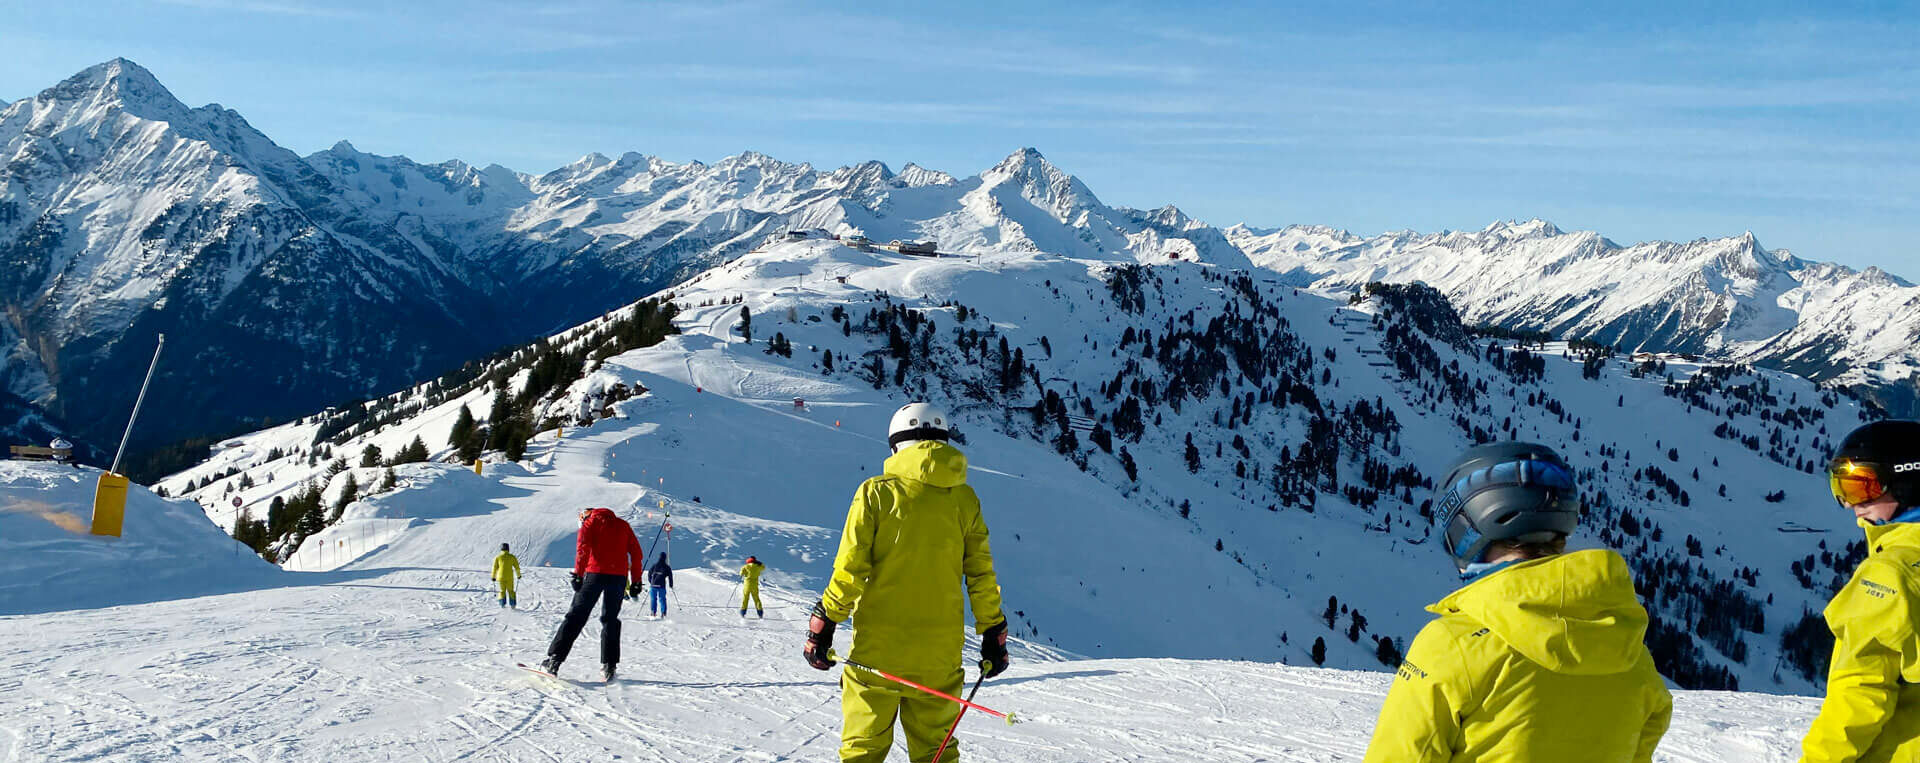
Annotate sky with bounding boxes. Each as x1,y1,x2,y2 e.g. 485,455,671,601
4,0,1916,277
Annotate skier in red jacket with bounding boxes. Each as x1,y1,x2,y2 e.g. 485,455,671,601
541,507,642,681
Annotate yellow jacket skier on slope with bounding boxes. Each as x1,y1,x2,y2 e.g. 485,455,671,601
1803,420,1920,763
1364,442,1670,762
492,543,521,609
740,556,765,618
804,403,1008,763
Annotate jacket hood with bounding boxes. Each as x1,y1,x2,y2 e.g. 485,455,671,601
883,441,969,488
582,508,620,529
1428,549,1650,675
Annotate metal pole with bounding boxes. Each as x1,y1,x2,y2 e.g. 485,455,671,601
109,334,165,475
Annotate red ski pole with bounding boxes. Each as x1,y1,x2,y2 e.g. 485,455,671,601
828,651,1019,724
931,662,991,763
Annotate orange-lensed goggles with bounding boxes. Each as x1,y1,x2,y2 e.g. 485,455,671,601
1830,459,1890,507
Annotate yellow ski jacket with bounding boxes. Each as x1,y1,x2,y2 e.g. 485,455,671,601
741,560,764,589
1803,521,1920,762
492,551,520,583
1363,549,1671,762
820,441,1005,683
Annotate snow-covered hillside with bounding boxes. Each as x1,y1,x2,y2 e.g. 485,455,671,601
163,238,1877,700
0,461,273,615
1228,221,1920,416
0,564,1819,761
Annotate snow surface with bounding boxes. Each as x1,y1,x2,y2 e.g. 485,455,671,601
0,461,273,616
3,399,1823,761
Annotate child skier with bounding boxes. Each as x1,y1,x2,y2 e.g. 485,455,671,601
740,555,765,618
491,542,521,608
647,552,673,617
1363,441,1670,761
804,403,1009,763
541,507,642,681
1803,420,1920,762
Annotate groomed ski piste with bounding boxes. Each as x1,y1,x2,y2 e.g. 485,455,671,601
2,238,1854,760
0,459,1820,760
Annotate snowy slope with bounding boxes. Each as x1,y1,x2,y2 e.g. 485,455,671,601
5,237,1881,759
0,564,1818,761
0,461,273,615
165,238,1875,700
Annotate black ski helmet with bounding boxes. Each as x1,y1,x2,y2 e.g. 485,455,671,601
501,542,509,552
1434,441,1582,572
1831,420,1920,508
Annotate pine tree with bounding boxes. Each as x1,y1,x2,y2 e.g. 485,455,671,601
1119,447,1138,482
486,388,513,450
739,305,752,342
1184,433,1202,473
1311,637,1327,666
450,405,475,454
822,349,835,372
392,436,428,465
360,444,382,468
1375,637,1402,667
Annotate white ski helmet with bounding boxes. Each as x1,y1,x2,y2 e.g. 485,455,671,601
888,402,950,452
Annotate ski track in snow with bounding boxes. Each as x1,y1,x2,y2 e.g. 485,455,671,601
0,566,1821,761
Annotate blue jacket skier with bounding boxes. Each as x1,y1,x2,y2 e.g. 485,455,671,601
647,553,672,616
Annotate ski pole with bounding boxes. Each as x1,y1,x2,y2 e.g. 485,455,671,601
828,651,1018,724
726,582,741,609
932,662,991,763
642,514,670,560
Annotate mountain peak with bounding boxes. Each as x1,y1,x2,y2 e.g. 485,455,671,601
896,163,956,187
1482,218,1562,239
36,58,193,125
990,146,1050,174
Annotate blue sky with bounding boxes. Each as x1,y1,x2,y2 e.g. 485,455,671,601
5,0,1916,276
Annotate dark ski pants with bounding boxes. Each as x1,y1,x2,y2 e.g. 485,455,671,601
547,573,626,666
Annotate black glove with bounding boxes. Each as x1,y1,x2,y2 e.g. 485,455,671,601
979,621,1009,678
804,601,838,671
569,573,583,592
626,581,642,599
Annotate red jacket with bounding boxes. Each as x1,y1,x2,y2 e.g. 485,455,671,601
574,509,642,577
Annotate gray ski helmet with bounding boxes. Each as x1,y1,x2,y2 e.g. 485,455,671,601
1831,420,1920,508
1435,442,1581,572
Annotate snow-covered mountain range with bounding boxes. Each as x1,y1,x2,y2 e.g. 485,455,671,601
6,57,1916,472
160,235,1880,701
1229,221,1920,416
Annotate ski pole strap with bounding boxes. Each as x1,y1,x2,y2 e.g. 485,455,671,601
828,651,1019,724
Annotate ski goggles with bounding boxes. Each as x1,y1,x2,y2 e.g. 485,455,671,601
1830,459,1891,507
1438,458,1577,560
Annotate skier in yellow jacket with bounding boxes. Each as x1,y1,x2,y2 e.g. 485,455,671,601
803,403,1008,763
1803,419,1920,763
492,542,521,608
1364,442,1670,762
740,555,765,618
